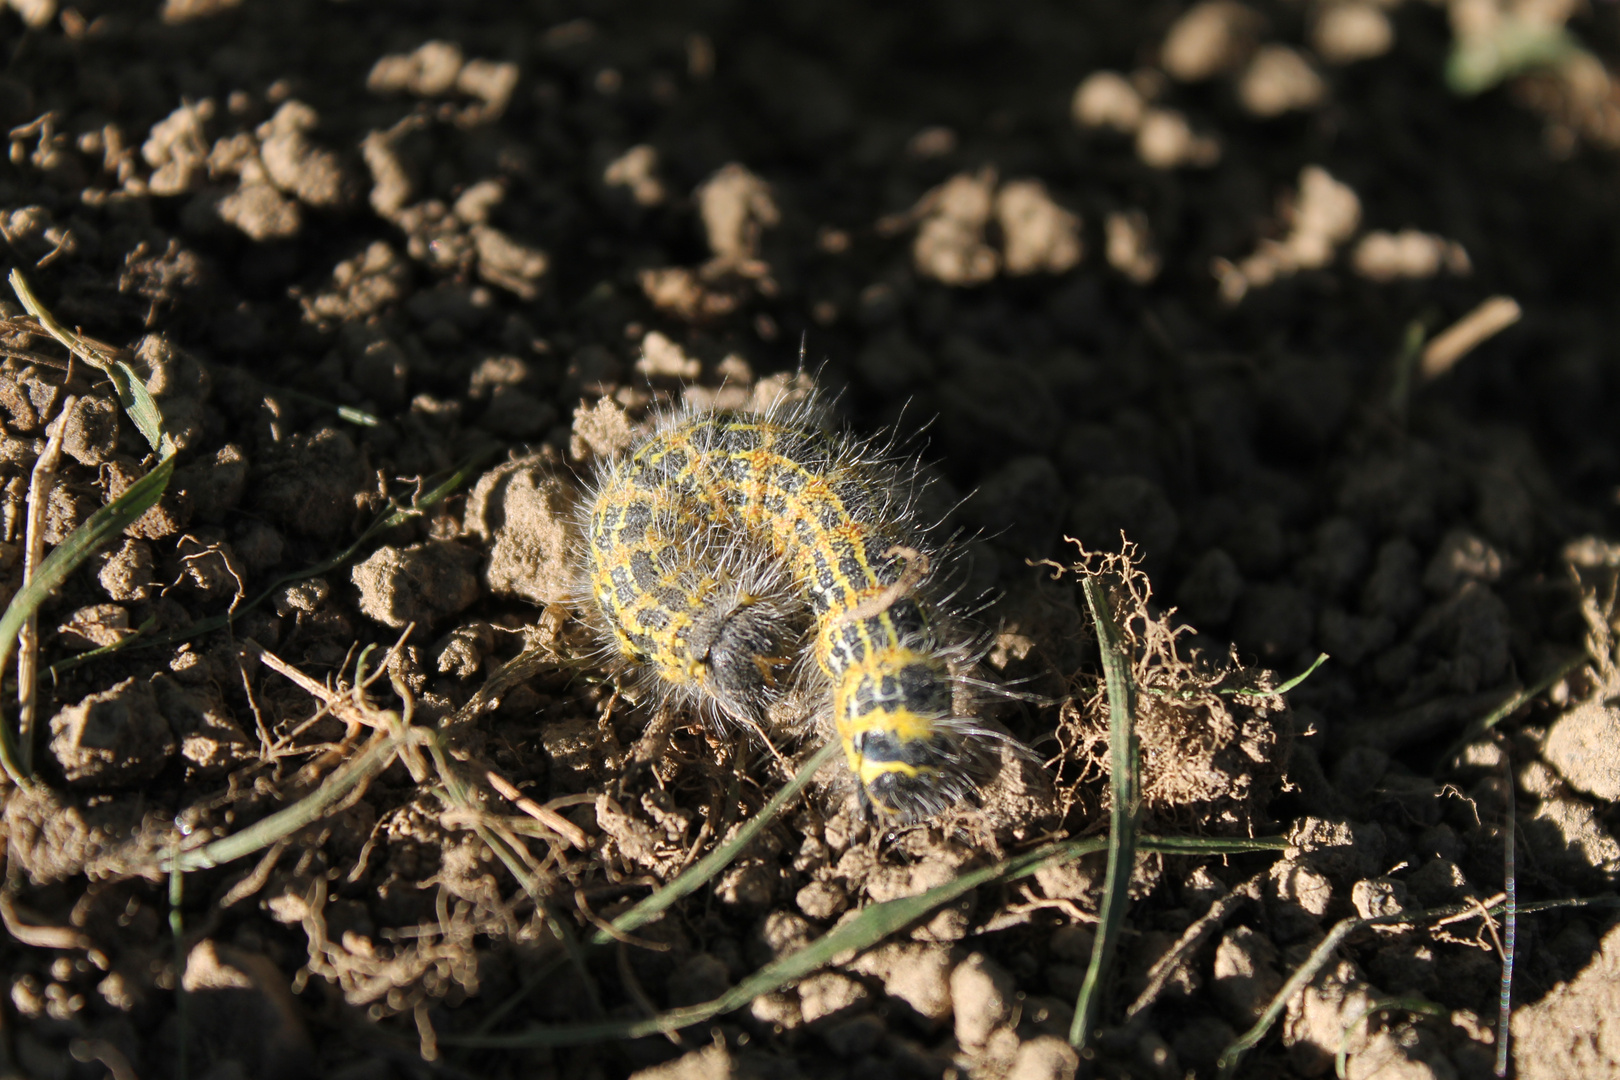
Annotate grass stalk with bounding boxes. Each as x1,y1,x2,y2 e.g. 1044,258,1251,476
1069,573,1141,1054
1215,893,1620,1076
0,272,177,784
593,740,842,945
159,730,396,873
0,454,174,784
450,833,1286,1050
49,449,494,678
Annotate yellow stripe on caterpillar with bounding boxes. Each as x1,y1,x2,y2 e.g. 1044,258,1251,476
579,404,1013,823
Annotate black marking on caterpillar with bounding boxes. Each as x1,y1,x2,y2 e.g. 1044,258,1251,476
579,398,1017,823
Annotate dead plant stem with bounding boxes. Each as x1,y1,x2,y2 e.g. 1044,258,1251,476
17,393,76,775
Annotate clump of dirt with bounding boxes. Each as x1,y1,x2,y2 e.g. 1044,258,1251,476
1044,546,1292,834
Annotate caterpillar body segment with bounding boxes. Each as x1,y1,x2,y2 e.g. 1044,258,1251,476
582,406,997,822
583,477,808,723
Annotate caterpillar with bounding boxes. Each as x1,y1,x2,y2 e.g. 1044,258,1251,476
579,398,1012,823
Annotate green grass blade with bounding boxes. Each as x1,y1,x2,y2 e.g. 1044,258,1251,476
1134,835,1287,856
274,386,383,428
1212,892,1620,1077
1270,652,1329,696
476,839,1287,1043
1497,761,1517,1078
48,449,495,676
47,615,157,677
454,831,1289,1050
1440,650,1587,770
335,404,382,427
159,733,396,873
1218,913,1383,1076
454,837,1098,1048
0,453,175,783
1389,318,1428,421
1146,651,1329,701
169,839,188,1080
222,449,496,626
1334,997,1446,1079
1070,574,1141,1051
1446,22,1581,96
10,269,171,457
476,739,948,1036
594,741,842,945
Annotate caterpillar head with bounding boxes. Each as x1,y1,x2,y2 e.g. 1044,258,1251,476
687,588,809,722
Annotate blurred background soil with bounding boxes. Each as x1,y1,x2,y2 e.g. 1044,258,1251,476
2,1,1620,1078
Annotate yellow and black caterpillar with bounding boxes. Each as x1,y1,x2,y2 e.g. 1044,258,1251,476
581,403,1005,822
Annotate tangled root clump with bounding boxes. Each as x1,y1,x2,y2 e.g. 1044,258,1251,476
1047,542,1294,834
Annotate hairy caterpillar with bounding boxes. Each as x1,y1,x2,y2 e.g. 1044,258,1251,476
580,400,1008,822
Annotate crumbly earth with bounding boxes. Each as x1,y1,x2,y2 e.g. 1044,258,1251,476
1,2,1618,1079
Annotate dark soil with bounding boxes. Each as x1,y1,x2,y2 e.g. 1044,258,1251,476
3,2,1620,1079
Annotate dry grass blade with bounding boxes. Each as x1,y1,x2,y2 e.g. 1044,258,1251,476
1069,572,1141,1055
440,641,557,730
68,1039,140,1080
0,890,96,953
486,770,589,849
17,394,75,775
1420,296,1521,380
1126,872,1263,1021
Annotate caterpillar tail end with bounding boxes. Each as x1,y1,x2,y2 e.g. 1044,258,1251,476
842,723,991,824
